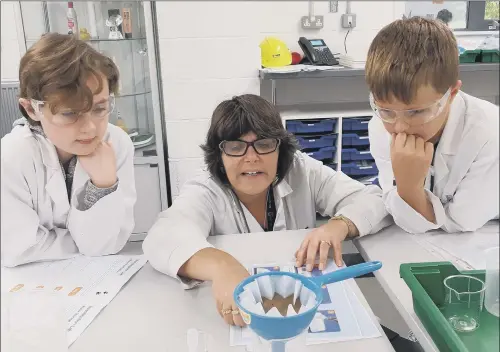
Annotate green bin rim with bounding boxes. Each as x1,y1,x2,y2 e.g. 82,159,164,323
400,262,486,352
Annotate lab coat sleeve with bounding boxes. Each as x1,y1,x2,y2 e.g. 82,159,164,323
387,139,499,233
67,136,136,256
303,153,392,236
437,139,499,232
1,150,77,267
369,116,436,233
142,179,215,282
369,114,499,234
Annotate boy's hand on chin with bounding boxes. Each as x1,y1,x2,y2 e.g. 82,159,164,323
390,133,434,195
78,141,117,188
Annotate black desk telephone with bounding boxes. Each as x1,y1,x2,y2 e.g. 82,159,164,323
298,37,339,66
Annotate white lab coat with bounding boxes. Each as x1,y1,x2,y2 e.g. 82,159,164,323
369,91,499,234
1,123,137,267
143,151,392,281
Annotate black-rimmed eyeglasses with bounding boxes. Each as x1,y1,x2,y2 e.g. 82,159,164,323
219,138,280,157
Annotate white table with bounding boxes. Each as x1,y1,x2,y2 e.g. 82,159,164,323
354,222,500,352
70,230,395,352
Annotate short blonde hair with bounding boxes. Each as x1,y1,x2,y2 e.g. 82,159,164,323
365,17,458,104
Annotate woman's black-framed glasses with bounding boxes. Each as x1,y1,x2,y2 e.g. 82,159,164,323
219,138,281,157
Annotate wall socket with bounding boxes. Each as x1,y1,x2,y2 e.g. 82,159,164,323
301,15,324,29
341,13,357,29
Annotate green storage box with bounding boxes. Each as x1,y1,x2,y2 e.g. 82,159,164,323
481,49,500,63
459,49,482,63
400,262,499,352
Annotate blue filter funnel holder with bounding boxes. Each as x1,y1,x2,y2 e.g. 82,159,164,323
233,261,382,351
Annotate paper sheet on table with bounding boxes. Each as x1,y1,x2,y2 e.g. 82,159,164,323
411,222,499,270
230,261,380,347
1,255,147,346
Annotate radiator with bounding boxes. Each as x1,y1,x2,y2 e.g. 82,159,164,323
1,81,21,139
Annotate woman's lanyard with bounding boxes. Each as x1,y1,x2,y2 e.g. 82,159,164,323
264,186,277,232
231,187,276,233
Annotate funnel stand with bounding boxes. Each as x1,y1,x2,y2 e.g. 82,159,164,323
271,340,286,352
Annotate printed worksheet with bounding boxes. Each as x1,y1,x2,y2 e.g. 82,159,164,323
230,261,381,347
1,255,147,346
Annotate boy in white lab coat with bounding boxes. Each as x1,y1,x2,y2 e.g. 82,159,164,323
366,17,499,234
1,33,137,267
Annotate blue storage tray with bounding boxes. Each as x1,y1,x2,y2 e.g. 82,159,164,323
326,163,338,171
296,134,337,150
352,175,378,186
305,146,336,161
342,133,370,147
342,117,371,131
341,148,374,161
341,161,378,176
286,119,336,134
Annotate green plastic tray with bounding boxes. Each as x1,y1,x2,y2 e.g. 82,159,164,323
481,49,500,63
400,262,499,352
459,49,481,63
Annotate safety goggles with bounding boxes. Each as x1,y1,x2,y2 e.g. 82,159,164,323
219,138,280,157
30,94,115,127
369,88,451,126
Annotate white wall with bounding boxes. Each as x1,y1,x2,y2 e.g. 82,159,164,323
1,1,25,81
156,1,405,197
3,1,495,198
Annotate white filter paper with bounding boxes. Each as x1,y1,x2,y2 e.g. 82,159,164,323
238,276,316,318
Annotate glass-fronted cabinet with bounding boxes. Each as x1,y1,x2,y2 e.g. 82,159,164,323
17,1,169,239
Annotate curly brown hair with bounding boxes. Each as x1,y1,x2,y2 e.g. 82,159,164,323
18,32,119,125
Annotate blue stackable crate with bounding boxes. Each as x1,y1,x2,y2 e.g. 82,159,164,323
305,146,336,161
286,119,336,134
352,175,378,186
342,117,371,132
296,134,337,150
341,161,378,176
342,133,370,147
326,163,338,171
341,148,374,161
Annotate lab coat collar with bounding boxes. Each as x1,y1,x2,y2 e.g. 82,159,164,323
433,91,466,185
274,178,293,199
229,178,294,233
436,91,466,157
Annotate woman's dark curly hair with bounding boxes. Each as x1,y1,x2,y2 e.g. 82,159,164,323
201,94,298,185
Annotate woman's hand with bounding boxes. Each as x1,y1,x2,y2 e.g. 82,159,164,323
211,262,250,327
294,220,349,271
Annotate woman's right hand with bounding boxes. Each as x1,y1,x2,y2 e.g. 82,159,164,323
211,262,250,327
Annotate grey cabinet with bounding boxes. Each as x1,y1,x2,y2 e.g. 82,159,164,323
132,163,162,239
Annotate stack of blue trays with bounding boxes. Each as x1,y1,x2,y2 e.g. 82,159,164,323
286,119,338,162
341,117,377,178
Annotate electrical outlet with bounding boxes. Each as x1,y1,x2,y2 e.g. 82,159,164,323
301,15,324,29
341,13,356,28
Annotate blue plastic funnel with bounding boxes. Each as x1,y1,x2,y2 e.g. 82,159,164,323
234,261,382,351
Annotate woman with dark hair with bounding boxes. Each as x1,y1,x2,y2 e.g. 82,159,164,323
143,94,391,326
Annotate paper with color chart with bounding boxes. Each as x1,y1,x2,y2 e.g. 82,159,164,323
1,255,147,346
230,261,380,346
